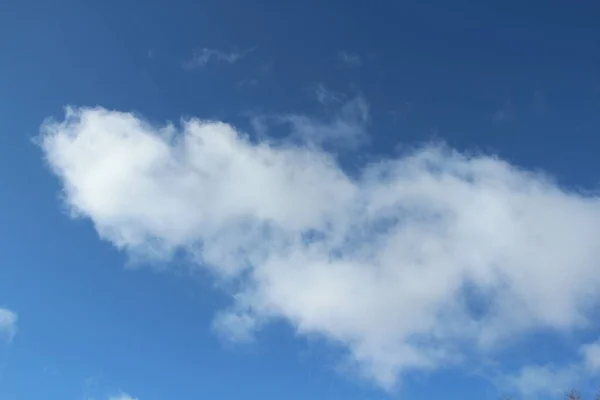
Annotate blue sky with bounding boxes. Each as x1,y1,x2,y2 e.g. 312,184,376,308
2,1,600,399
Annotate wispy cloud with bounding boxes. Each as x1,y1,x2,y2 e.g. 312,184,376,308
235,78,259,89
580,339,600,372
0,308,17,342
502,364,580,399
313,83,345,105
389,101,414,122
109,393,138,400
493,101,516,123
250,95,369,149
500,337,600,399
184,47,254,69
338,51,361,67
40,102,600,390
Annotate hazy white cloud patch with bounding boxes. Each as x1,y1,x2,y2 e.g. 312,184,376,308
499,337,600,398
580,339,600,372
109,393,138,400
313,83,345,105
0,308,17,342
184,47,254,69
493,101,517,123
39,103,600,389
503,364,580,399
235,78,259,89
338,51,362,67
251,95,369,149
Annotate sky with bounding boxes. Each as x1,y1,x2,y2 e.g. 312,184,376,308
1,1,600,399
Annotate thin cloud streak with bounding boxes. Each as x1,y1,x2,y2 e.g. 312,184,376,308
184,47,255,69
338,51,361,67
0,308,17,342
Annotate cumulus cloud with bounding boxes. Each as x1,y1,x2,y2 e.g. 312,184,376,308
184,47,254,69
39,105,600,389
0,308,17,342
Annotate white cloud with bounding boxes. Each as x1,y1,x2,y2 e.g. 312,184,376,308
283,96,368,148
313,84,344,105
40,106,600,389
498,337,600,398
252,96,369,149
0,308,17,342
184,47,253,69
109,393,137,400
338,51,361,67
580,339,600,372
503,364,579,399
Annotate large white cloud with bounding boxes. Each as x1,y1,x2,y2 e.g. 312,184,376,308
0,308,17,342
39,104,600,388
